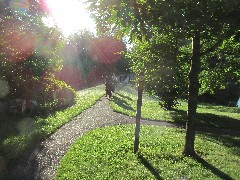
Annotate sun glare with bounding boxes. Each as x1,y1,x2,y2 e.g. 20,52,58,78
42,0,95,37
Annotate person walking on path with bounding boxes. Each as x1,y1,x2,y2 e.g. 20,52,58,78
105,75,114,98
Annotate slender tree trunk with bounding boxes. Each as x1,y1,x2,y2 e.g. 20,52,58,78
134,72,144,153
184,31,201,156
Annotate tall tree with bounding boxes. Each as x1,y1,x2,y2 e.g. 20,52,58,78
88,0,240,156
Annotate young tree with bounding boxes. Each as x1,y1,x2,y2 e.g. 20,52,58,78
127,32,180,110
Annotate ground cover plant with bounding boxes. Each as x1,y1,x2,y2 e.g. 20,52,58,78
0,85,104,177
56,125,240,179
111,85,240,131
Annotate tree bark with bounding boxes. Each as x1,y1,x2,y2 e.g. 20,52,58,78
134,72,144,153
184,31,201,156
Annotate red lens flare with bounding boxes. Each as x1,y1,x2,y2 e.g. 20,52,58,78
55,65,82,90
1,20,35,63
87,37,125,64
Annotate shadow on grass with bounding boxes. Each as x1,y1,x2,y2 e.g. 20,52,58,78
4,144,41,180
38,105,70,119
138,153,163,180
170,109,187,123
112,94,135,112
193,154,234,180
196,113,240,131
115,92,133,101
0,113,29,142
199,104,240,114
198,131,240,156
170,109,240,131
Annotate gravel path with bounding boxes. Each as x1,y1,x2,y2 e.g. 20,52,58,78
6,83,240,180
7,97,128,179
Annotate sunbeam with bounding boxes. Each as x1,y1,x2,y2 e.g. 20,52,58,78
41,0,95,37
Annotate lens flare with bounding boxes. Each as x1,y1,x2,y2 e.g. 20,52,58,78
9,0,30,14
1,18,59,63
55,65,82,90
87,65,112,86
17,118,36,135
1,20,35,63
40,0,95,36
34,35,57,58
0,79,10,98
87,38,125,64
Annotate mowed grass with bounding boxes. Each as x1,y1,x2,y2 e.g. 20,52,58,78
111,84,240,130
56,125,240,179
0,85,105,176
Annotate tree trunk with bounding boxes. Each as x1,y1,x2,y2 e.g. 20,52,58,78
134,72,144,153
184,31,201,156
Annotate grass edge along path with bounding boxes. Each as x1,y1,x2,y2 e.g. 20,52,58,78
56,125,240,179
110,84,240,131
0,85,105,176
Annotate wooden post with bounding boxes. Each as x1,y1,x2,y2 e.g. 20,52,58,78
134,72,144,153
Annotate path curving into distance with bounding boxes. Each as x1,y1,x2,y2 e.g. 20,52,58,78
7,93,179,180
7,82,240,179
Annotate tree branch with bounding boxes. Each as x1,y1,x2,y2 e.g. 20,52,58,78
200,38,224,56
201,30,239,56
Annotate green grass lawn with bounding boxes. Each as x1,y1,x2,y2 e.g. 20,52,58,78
0,85,104,176
111,84,240,130
56,125,240,179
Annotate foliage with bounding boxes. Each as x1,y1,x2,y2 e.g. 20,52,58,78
37,75,77,113
0,0,127,110
199,35,240,106
127,32,180,109
87,0,240,111
56,125,240,179
0,1,71,111
88,0,240,39
0,85,105,176
66,31,95,77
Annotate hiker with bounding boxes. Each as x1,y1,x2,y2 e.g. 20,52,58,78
105,76,114,98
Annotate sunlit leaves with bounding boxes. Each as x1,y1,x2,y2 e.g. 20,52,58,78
127,32,180,109
200,35,240,93
0,0,65,112
198,34,240,105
